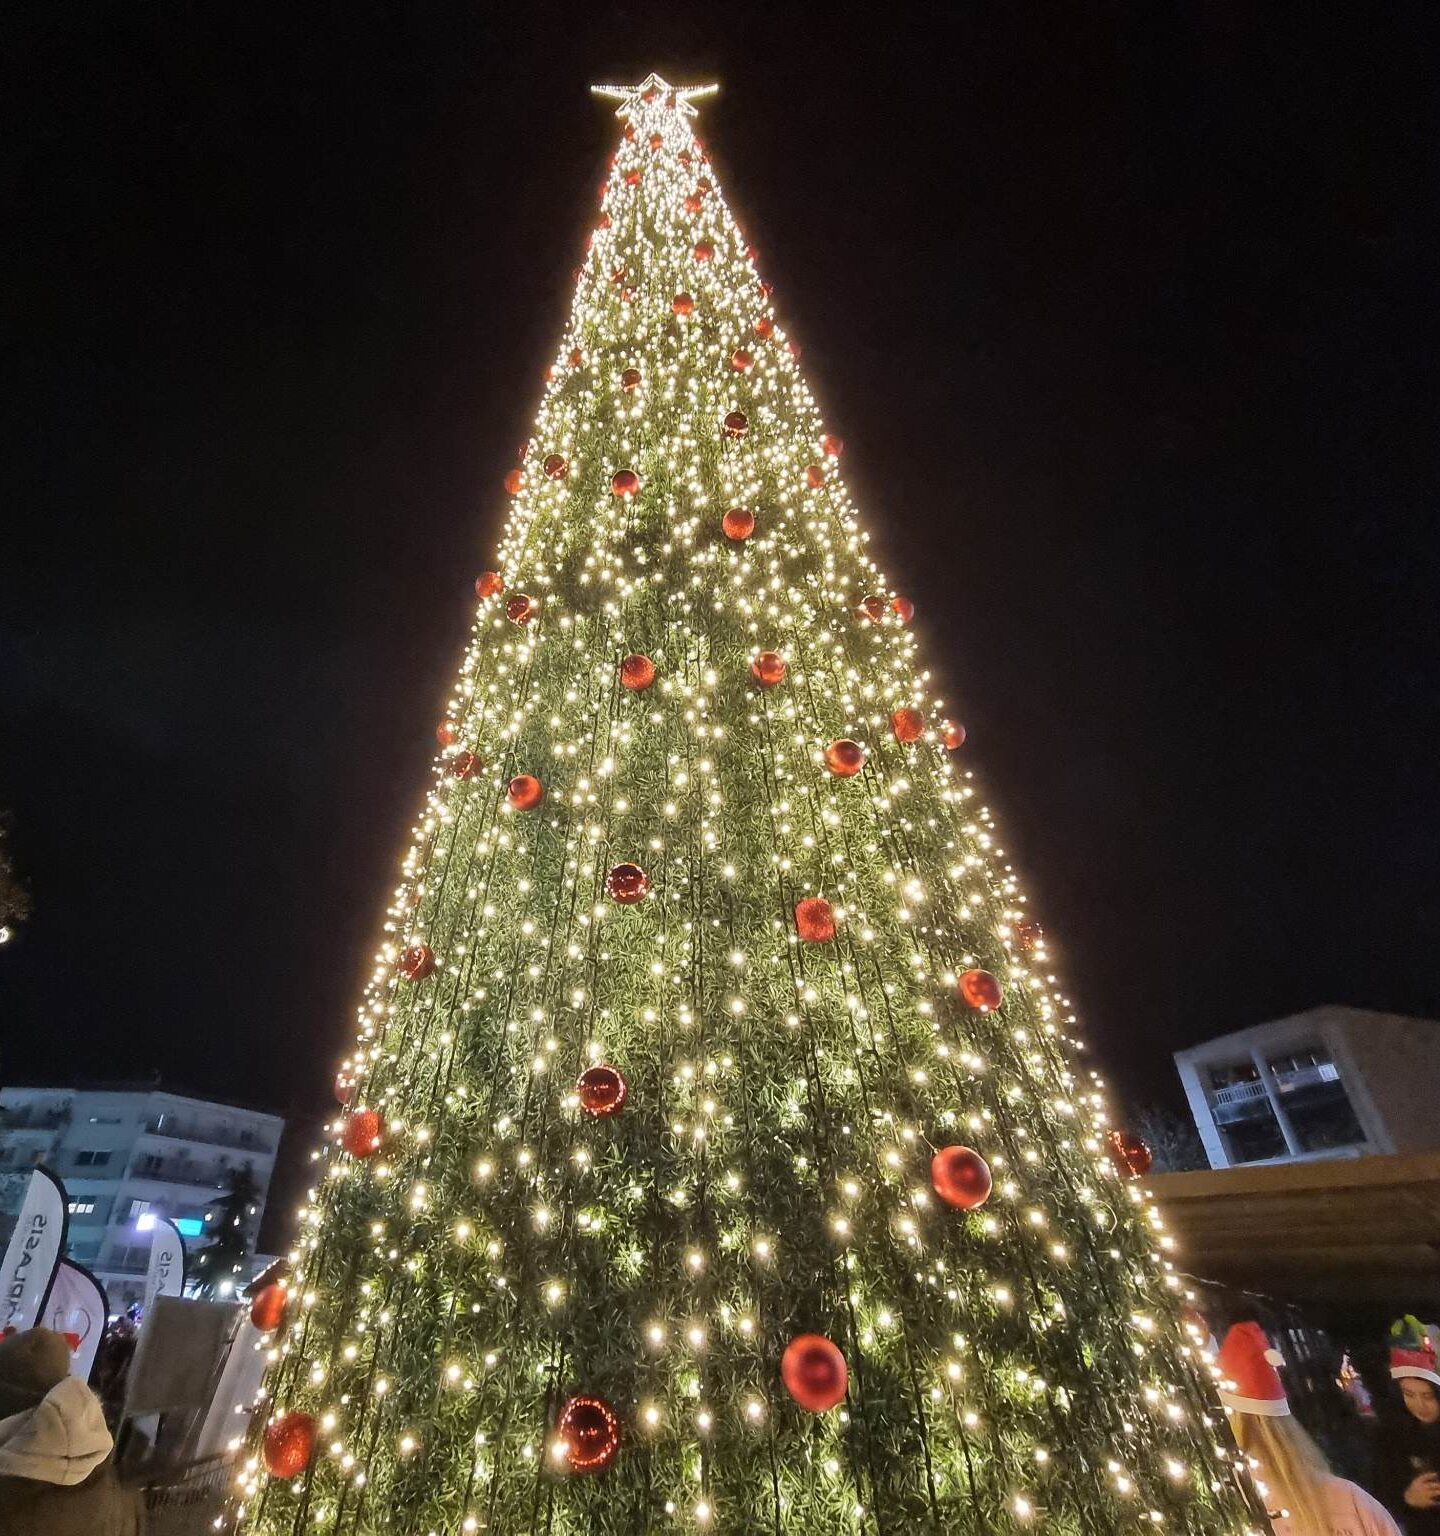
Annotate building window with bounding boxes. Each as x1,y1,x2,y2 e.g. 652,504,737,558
1267,1045,1365,1153
127,1199,151,1221
74,1150,112,1167
67,1201,96,1216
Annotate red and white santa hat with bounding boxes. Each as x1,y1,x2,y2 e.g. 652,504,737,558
1216,1321,1290,1417
1389,1316,1440,1388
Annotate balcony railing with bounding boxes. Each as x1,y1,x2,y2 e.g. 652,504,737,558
127,1157,229,1188
142,1118,276,1156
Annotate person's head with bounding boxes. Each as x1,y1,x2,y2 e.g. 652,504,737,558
1389,1315,1440,1422
1230,1410,1333,1533
0,1327,71,1420
1400,1376,1440,1426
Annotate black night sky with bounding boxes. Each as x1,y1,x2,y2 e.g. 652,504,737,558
4,3,1438,1223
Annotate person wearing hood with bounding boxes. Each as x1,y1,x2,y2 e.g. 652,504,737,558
0,1325,143,1535
1377,1317,1440,1534
1216,1321,1399,1536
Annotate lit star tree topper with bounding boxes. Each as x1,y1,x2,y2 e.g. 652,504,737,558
236,76,1268,1536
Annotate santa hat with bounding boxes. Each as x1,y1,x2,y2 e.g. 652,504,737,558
1389,1316,1440,1388
1216,1322,1290,1417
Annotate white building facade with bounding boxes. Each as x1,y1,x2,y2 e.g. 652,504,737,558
0,1085,282,1309
1174,1005,1440,1170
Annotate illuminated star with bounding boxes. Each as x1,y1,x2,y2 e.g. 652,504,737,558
591,73,719,121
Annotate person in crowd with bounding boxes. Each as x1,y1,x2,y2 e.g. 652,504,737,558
0,1325,143,1535
1377,1317,1440,1533
1217,1320,1400,1536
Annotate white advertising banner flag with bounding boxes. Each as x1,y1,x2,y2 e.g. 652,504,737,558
143,1218,186,1314
1,1167,67,1334
46,1259,109,1380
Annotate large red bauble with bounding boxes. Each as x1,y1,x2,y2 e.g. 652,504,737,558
543,453,569,481
754,316,774,338
941,719,967,751
693,241,713,262
730,348,753,373
263,1411,317,1479
449,750,482,780
723,410,749,439
577,1065,628,1117
781,1335,848,1413
930,1145,992,1210
722,508,755,540
822,433,844,458
824,739,866,777
891,708,925,743
804,464,826,488
1106,1129,1154,1178
891,596,915,623
611,469,641,499
506,594,537,625
623,169,640,187
672,292,695,316
620,654,656,691
397,943,435,981
557,1394,620,1473
751,651,787,686
957,968,1003,1012
436,719,459,747
605,863,650,904
341,1109,383,1159
568,347,584,368
475,570,504,599
250,1282,287,1332
503,468,525,495
857,595,886,622
620,367,642,393
794,897,836,943
683,193,703,214
507,775,544,812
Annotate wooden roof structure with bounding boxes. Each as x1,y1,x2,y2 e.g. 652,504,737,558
1147,1151,1440,1309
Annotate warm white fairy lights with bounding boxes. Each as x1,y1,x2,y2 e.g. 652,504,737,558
235,75,1267,1536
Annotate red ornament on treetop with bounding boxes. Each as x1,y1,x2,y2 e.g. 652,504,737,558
693,241,713,262
263,1411,317,1480
397,943,435,981
557,1394,620,1473
822,433,844,458
620,654,656,691
620,367,642,393
341,1108,384,1159
436,719,459,747
506,594,537,625
475,570,503,599
824,739,866,778
891,596,915,623
957,968,1003,1012
649,132,664,150
794,897,836,943
605,863,650,904
804,464,826,488
891,707,925,743
941,719,967,751
1106,1130,1154,1178
723,410,749,439
730,348,753,373
722,508,755,540
672,292,695,316
750,651,787,686
503,468,525,495
781,1334,848,1413
930,1145,993,1210
683,193,703,214
857,595,886,622
611,469,641,499
250,1282,287,1333
507,775,544,812
543,453,569,480
577,1065,628,1117
754,316,774,339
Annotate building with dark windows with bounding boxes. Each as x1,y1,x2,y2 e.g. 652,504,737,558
1174,1006,1440,1169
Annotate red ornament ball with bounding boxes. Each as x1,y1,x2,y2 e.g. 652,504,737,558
781,1334,848,1413
605,863,650,904
623,168,641,187
436,719,459,747
822,433,844,458
569,348,585,369
622,123,636,142
723,410,749,440
506,593,537,625
449,750,482,780
754,316,774,339
649,132,664,150
475,570,504,599
941,719,967,751
543,453,569,481
1106,1129,1154,1178
788,339,802,360
683,193,703,214
250,1282,287,1333
730,348,753,373
577,1065,628,1117
957,968,1003,1012
557,1394,620,1473
672,292,695,316
263,1411,317,1480
794,897,836,943
693,241,713,262
750,650,787,686
930,1145,993,1210
611,468,641,499
333,1072,354,1105
891,707,925,743
891,596,915,623
620,367,642,393
507,775,544,812
721,507,755,540
341,1108,383,1159
857,595,886,622
397,943,435,981
503,468,525,495
620,654,657,691
824,739,866,777
804,464,826,488
757,278,774,299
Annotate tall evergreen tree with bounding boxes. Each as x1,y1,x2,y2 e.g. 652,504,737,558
191,1163,260,1300
239,77,1265,1535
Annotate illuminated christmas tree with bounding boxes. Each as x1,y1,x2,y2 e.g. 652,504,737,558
238,77,1265,1535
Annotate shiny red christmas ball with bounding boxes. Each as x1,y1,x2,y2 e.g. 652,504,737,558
620,654,656,690
250,1282,287,1332
822,433,844,458
754,316,774,339
1106,1130,1154,1178
757,278,774,298
857,595,886,622
824,739,866,777
620,367,642,393
605,863,650,904
794,897,836,943
333,1072,354,1105
730,348,753,372
449,750,482,780
722,507,755,540
1011,916,1043,952
683,193,703,214
503,468,525,495
672,292,695,316
341,1108,383,1159
804,464,826,488
723,410,749,439
891,596,915,623
611,469,641,499
891,707,925,743
693,241,713,261
751,650,787,686
649,132,664,150
623,168,640,187
506,594,537,625
436,719,459,747
577,1065,628,1117
930,1145,992,1210
507,775,544,812
543,453,569,481
957,968,1003,1012
475,570,504,599
788,339,802,359
557,1394,620,1473
397,943,435,981
263,1411,317,1479
940,719,967,751
781,1334,848,1413
568,347,584,368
